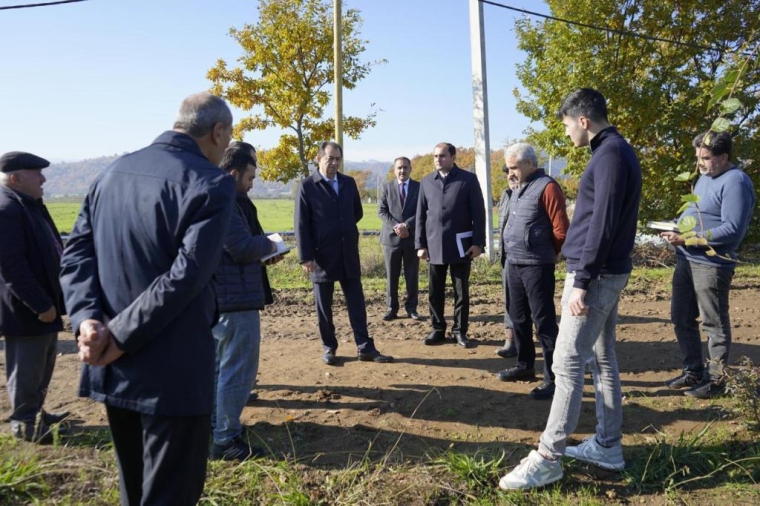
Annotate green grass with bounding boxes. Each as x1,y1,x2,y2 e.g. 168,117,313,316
47,199,495,234
46,202,82,234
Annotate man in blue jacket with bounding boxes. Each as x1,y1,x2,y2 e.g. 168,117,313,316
211,141,278,461
0,151,69,443
295,141,393,365
415,142,486,348
661,131,755,399
500,88,641,490
60,92,236,505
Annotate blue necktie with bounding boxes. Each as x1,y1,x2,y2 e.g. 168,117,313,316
330,179,338,195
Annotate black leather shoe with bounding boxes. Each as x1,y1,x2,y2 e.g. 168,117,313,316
664,372,701,389
454,332,474,349
424,331,446,345
323,349,337,365
407,311,422,321
382,311,397,321
684,378,725,399
497,364,536,382
357,350,394,363
496,339,517,358
529,380,555,400
11,421,54,444
41,410,70,425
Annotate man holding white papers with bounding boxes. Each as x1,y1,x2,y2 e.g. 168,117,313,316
661,131,755,399
211,141,281,461
416,142,486,348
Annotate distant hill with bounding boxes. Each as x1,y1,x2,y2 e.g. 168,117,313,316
44,155,393,198
45,155,122,197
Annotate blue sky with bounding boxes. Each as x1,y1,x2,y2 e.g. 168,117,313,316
1,0,550,162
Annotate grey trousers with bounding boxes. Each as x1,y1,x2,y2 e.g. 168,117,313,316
539,272,629,457
3,333,58,423
671,257,734,381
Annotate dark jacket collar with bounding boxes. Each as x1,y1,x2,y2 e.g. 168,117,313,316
590,126,619,153
310,169,344,184
1,184,41,206
151,130,207,159
434,164,462,180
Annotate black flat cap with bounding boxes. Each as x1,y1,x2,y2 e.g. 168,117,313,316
0,151,50,173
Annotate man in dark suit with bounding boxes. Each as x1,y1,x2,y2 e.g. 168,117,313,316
0,151,69,444
378,157,420,321
495,175,518,358
60,92,236,505
295,141,393,365
415,142,486,348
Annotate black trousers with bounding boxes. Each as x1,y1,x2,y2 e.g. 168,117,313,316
428,262,471,334
382,243,419,313
313,277,375,353
508,263,558,380
106,405,210,506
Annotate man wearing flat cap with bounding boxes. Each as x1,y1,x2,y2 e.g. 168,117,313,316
0,151,69,443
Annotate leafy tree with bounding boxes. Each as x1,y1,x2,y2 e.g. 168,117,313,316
208,0,381,182
345,169,373,201
512,0,760,242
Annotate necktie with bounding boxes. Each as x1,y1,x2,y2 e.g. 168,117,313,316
331,179,338,195
400,183,406,206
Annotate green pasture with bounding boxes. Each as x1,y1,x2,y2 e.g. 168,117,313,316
48,199,502,234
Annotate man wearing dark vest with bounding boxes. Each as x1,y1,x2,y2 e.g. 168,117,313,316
378,157,420,321
496,143,568,401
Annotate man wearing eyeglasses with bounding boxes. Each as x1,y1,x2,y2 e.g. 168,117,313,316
661,131,755,399
295,141,393,365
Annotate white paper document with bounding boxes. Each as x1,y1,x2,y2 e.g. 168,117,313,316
260,233,293,262
646,221,679,232
456,231,473,258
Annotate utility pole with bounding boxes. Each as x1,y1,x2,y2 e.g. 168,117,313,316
469,0,494,260
333,0,343,147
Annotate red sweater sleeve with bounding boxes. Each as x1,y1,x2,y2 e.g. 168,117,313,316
542,182,570,254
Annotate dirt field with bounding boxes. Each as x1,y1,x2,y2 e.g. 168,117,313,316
2,279,759,478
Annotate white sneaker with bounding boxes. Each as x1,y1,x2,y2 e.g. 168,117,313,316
498,450,563,490
565,437,625,471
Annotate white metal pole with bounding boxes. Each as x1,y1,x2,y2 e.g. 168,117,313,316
469,0,494,260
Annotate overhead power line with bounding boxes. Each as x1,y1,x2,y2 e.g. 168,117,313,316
0,0,87,10
479,0,724,53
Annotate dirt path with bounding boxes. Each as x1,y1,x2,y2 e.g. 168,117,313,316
2,286,759,468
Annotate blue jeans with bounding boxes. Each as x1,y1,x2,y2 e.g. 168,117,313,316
211,310,260,445
671,257,734,381
539,272,629,458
